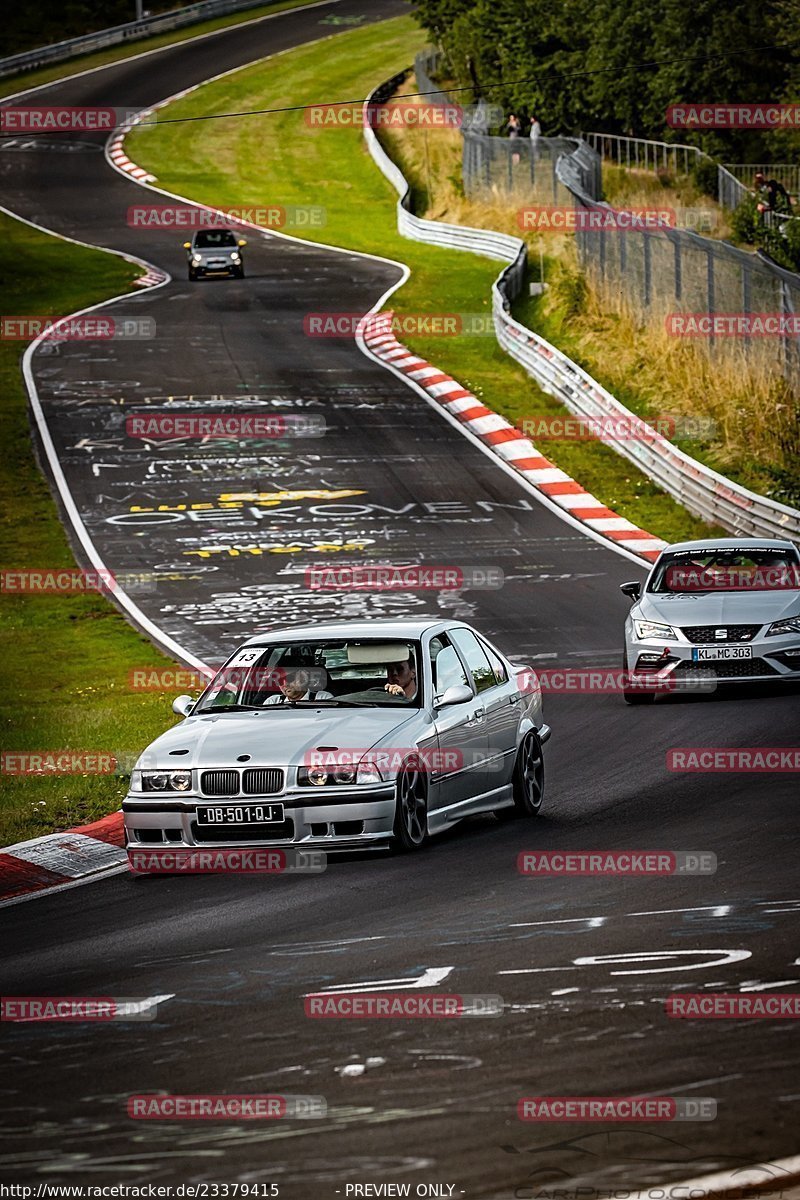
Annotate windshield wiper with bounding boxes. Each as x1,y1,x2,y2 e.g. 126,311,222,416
196,703,263,714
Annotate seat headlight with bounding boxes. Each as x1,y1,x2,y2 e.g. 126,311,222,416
766,616,800,637
634,620,677,640
191,255,202,265
230,252,241,261
136,770,194,792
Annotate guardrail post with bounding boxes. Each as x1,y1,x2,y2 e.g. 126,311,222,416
643,235,652,307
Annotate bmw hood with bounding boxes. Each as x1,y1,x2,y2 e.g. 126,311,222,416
639,589,800,627
136,708,422,770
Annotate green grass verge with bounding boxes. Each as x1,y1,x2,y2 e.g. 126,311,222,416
0,0,333,100
0,215,181,845
128,14,717,544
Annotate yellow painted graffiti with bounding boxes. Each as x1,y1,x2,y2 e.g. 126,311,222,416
184,541,375,558
130,489,366,514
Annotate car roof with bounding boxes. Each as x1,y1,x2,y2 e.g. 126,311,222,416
657,537,798,555
241,619,460,646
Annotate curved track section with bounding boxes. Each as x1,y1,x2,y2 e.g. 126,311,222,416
1,2,799,1191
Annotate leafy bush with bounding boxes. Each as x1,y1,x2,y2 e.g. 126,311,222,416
730,196,759,244
691,157,719,200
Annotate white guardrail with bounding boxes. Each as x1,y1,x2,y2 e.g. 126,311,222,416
364,74,800,542
0,0,299,78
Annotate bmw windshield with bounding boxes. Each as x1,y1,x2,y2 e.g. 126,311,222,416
194,639,423,712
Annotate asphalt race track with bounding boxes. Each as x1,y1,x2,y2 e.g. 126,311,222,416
1,1,799,1194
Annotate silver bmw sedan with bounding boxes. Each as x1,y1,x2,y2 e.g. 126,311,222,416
124,619,551,855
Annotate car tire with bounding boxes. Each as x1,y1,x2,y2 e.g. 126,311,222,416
188,268,197,281
622,650,655,705
235,267,245,279
392,759,429,852
502,730,545,818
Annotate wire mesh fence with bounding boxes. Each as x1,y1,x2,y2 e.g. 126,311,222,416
411,45,800,388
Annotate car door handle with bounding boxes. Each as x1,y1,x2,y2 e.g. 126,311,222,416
465,710,484,725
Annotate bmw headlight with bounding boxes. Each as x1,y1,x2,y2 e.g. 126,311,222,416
132,770,193,793
634,620,677,640
298,761,379,786
766,616,800,637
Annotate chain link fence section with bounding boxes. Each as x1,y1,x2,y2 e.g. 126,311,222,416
364,66,800,540
450,99,800,384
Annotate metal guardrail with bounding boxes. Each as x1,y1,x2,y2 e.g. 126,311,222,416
583,132,705,177
725,164,800,199
0,0,286,79
363,66,800,541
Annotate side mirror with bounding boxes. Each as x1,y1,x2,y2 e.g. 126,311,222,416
435,684,473,708
183,241,191,249
619,581,642,600
238,238,247,247
172,695,195,717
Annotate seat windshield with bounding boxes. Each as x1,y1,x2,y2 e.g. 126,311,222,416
648,548,800,593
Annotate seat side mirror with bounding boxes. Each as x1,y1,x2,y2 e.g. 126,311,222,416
183,241,191,249
619,580,642,600
238,238,247,247
172,695,195,717
435,684,474,708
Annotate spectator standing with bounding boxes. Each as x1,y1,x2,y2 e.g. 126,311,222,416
527,112,542,158
507,112,521,165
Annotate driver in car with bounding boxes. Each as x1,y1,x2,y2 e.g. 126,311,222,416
384,655,417,700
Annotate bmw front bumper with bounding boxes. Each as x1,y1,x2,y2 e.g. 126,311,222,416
123,783,397,853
